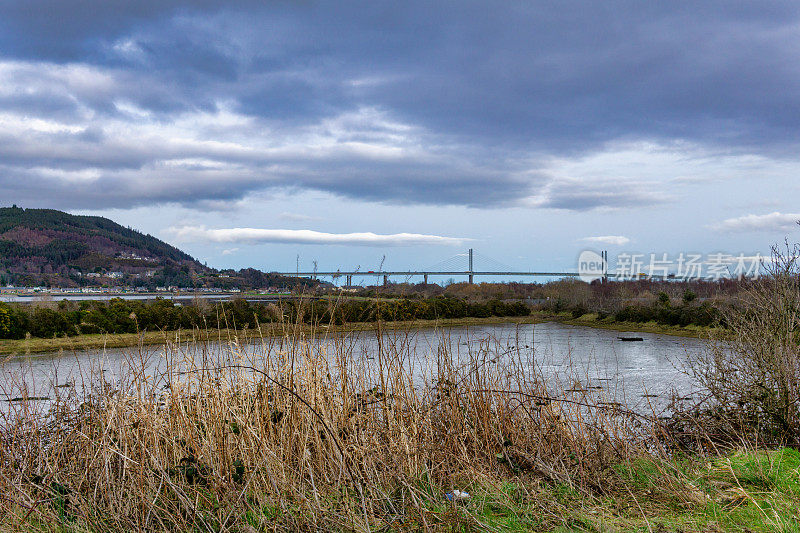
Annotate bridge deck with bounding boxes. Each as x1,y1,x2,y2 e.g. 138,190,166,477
277,271,582,277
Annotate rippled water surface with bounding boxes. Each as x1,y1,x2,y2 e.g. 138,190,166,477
1,321,709,412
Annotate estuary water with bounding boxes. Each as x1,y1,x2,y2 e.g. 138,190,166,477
0,321,709,413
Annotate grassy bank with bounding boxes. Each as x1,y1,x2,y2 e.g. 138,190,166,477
459,447,800,531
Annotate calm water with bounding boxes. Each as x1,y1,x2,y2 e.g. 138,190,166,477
0,321,707,413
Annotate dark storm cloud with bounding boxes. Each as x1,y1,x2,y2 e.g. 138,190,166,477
0,165,270,210
1,1,800,210
0,1,260,60
286,161,538,208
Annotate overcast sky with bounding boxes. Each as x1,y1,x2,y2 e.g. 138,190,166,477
1,1,799,277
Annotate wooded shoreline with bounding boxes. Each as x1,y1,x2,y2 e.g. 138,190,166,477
0,311,717,356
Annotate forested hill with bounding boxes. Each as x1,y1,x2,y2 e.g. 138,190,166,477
0,206,315,290
0,205,207,287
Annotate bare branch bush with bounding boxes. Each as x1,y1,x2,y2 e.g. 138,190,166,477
672,241,800,447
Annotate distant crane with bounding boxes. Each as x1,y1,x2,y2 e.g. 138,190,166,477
379,255,387,286
345,265,360,287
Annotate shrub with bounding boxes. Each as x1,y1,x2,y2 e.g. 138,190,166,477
684,243,800,445
571,304,588,319
0,304,11,338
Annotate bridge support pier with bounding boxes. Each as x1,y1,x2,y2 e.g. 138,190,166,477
383,274,388,286
468,248,474,284
346,274,352,286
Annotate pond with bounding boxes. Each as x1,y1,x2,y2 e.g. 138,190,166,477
0,321,710,413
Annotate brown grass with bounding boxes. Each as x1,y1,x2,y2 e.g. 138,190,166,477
0,314,657,532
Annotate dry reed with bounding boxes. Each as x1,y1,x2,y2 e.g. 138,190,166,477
0,316,658,532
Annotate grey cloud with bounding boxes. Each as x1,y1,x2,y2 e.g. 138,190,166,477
536,179,669,211
0,57,538,208
6,2,800,149
711,212,800,233
580,235,631,246
0,166,269,210
286,162,538,207
277,212,319,223
2,1,800,211
0,117,534,209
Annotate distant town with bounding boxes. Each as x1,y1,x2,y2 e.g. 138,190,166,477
0,285,294,297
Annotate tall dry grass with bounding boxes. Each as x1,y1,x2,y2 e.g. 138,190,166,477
0,315,656,532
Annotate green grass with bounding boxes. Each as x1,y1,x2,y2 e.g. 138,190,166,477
596,448,800,532
398,449,800,532
4,449,798,531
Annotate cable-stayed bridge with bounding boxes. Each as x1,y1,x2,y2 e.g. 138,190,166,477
276,249,598,286
277,248,758,286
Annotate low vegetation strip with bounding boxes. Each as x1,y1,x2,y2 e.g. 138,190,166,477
0,296,530,341
538,311,721,338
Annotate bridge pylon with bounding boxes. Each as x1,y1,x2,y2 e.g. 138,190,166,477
468,248,474,284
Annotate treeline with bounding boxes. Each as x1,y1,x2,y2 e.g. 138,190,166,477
0,296,530,340
612,300,719,327
546,290,722,328
370,278,748,302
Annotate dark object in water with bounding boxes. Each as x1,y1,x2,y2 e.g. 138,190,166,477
617,336,644,342
6,396,50,402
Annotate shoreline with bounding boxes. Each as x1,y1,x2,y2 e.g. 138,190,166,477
541,311,719,339
0,312,717,356
0,316,541,356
